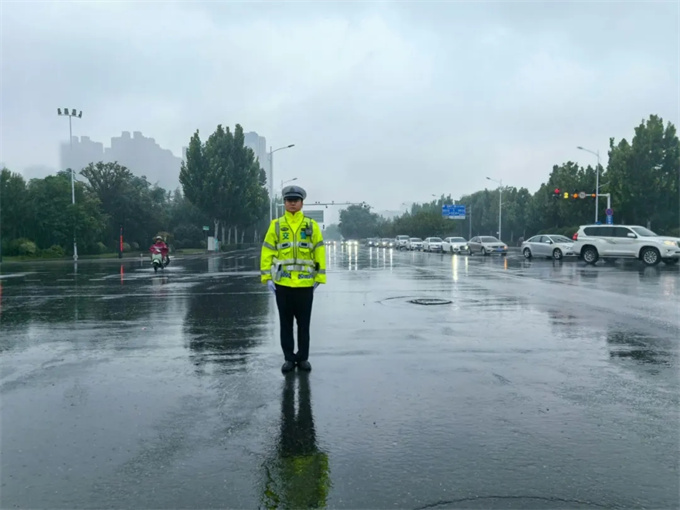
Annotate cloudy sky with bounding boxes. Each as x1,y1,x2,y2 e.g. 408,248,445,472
1,0,678,216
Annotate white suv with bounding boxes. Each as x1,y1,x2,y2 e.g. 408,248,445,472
572,224,680,266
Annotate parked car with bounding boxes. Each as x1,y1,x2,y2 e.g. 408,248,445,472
521,234,575,260
395,235,411,250
572,224,680,266
468,236,508,255
380,238,395,248
423,237,444,252
408,237,424,251
442,237,469,254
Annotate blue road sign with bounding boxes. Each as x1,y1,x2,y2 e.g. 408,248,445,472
606,208,613,225
442,204,466,220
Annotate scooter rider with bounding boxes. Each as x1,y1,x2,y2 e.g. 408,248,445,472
260,185,326,373
149,235,169,265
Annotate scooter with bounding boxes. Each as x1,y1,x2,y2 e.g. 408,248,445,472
151,252,168,273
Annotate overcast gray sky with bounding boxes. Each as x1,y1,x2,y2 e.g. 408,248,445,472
1,0,678,214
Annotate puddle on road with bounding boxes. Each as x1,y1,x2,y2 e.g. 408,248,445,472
409,298,453,305
607,330,674,366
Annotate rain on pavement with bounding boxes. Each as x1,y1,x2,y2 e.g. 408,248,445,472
1,246,678,509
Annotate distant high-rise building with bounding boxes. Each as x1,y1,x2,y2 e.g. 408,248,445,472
244,131,269,174
60,131,183,190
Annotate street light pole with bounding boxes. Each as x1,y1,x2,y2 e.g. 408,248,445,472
281,177,298,189
58,108,82,261
577,146,601,223
268,144,295,222
0,167,3,264
486,177,503,241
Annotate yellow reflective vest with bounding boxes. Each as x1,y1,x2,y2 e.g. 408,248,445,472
260,211,326,287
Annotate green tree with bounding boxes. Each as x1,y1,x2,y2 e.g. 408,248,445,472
339,204,380,239
180,124,269,244
605,114,679,232
80,161,134,247
1,169,29,248
81,162,170,249
25,172,105,254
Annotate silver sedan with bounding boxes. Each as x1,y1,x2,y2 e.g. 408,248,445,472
521,234,575,260
468,236,508,256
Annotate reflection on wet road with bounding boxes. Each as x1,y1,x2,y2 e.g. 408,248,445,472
1,247,678,509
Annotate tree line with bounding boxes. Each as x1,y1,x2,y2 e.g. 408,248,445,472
1,115,677,258
1,123,269,258
338,115,679,243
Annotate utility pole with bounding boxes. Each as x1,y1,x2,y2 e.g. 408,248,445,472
0,167,3,263
577,146,601,223
486,176,503,241
268,144,295,222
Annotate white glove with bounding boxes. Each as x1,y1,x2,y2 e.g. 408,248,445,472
267,281,276,294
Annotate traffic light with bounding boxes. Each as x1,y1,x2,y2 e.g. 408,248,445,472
551,188,596,200
553,189,597,200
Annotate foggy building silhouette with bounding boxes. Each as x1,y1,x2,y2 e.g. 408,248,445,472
60,131,183,190
244,131,270,175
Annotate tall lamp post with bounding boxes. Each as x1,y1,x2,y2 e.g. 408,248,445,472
486,176,503,241
268,144,295,222
577,146,601,223
0,166,3,263
58,108,83,261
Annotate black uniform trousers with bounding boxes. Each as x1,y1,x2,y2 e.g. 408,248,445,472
275,284,314,362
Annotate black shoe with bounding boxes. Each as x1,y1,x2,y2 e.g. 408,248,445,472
297,360,312,371
281,361,295,373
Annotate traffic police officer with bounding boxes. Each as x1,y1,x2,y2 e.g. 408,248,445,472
261,185,326,373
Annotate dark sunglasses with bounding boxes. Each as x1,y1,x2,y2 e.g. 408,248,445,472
284,197,302,203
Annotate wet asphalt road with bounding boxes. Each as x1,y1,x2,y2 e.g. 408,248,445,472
1,247,678,509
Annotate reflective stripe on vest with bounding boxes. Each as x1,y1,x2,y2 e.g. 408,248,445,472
275,241,313,250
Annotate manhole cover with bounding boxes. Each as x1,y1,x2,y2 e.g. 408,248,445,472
408,298,452,306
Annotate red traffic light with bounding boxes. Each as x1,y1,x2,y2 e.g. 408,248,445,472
554,188,560,194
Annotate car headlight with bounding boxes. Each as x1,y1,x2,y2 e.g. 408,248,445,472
503,245,508,250
663,240,678,247
462,245,467,250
